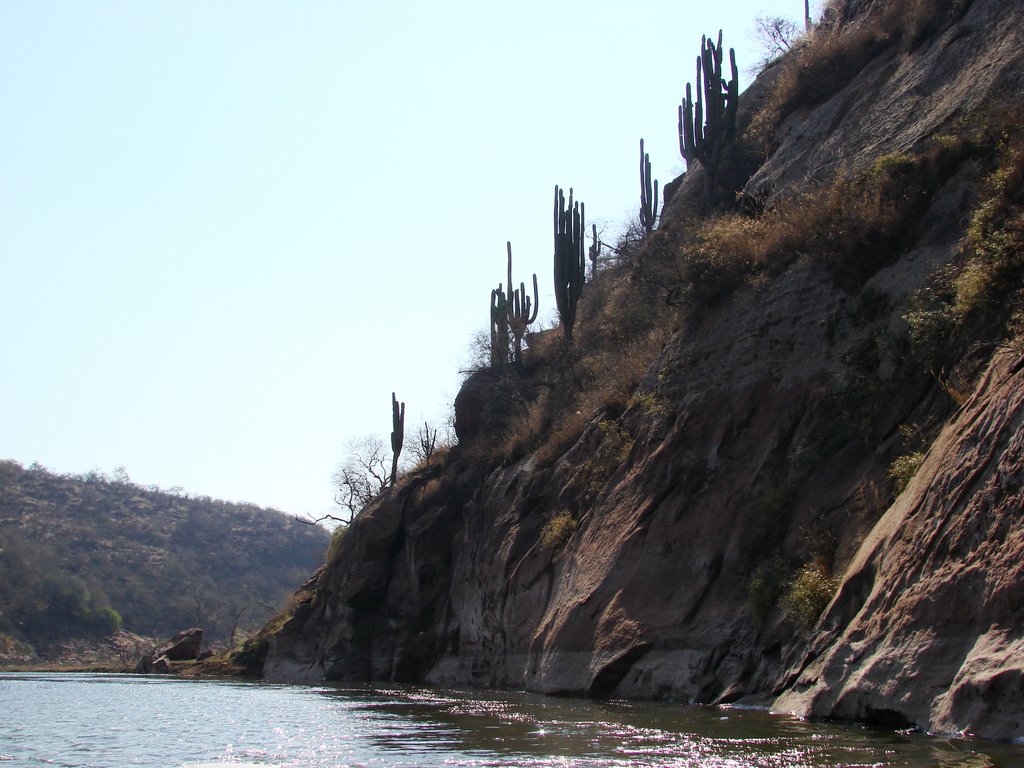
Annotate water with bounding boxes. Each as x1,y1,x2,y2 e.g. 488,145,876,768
0,673,1020,767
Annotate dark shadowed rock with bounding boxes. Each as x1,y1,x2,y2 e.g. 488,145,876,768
155,628,204,661
259,0,1024,741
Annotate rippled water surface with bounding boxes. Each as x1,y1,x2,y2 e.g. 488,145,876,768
0,673,1021,767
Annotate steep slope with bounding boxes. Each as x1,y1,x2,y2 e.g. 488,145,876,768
774,350,1024,739
259,0,1024,740
0,461,329,654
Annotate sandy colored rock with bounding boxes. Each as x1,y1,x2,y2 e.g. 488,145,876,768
773,352,1024,740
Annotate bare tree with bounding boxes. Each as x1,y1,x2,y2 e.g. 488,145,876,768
409,421,440,466
299,435,392,528
752,14,801,72
225,599,270,647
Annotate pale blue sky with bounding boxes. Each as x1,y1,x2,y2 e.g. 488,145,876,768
1,1,812,521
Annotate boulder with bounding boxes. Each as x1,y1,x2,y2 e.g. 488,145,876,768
134,653,173,674
155,627,204,661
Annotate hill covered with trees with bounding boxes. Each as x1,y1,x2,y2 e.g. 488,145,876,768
0,459,328,659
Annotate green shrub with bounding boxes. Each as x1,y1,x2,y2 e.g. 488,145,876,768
747,553,791,623
540,511,577,551
626,391,673,421
781,561,841,628
668,147,953,304
902,132,1024,368
580,420,635,500
902,267,958,369
325,526,347,565
888,451,926,491
88,606,123,635
954,141,1024,325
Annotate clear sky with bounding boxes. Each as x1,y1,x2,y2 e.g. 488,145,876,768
1,0,814,522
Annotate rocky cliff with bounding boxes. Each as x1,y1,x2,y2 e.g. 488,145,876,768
259,0,1024,741
775,349,1024,739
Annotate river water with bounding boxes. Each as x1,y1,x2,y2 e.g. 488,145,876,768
0,673,1020,767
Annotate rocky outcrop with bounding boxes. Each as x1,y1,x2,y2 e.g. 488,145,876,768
156,627,204,661
262,0,1024,742
135,627,204,673
773,351,1024,740
744,0,1024,202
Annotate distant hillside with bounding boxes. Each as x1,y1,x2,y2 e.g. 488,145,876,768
0,460,329,656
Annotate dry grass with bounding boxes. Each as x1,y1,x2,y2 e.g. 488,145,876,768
487,262,673,468
664,147,954,302
750,0,974,149
485,142,963,469
954,139,1024,323
901,113,1023,371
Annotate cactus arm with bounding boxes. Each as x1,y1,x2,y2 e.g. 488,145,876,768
677,30,740,202
527,273,539,324
390,392,405,485
640,138,659,233
496,240,540,365
553,185,586,340
506,240,513,306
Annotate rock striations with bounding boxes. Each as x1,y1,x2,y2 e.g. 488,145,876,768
774,350,1024,739
261,0,1024,742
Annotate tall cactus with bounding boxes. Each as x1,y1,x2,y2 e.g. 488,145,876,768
490,283,510,368
588,223,601,276
390,392,405,486
639,138,659,233
678,30,739,203
553,185,586,340
505,241,539,365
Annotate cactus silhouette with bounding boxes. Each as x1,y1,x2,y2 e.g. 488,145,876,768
491,241,538,366
390,392,405,486
640,138,659,233
679,30,739,203
553,185,586,340
490,283,510,368
506,241,539,364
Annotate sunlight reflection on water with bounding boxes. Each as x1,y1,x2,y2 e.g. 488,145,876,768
0,673,1019,768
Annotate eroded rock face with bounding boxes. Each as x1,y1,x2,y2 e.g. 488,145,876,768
262,0,1024,741
263,228,961,706
773,352,1024,741
745,0,1024,202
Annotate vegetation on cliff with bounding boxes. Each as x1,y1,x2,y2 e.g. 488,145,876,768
257,0,1024,740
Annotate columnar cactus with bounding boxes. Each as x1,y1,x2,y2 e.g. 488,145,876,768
553,185,586,340
589,223,601,276
505,241,539,365
640,138,659,233
490,283,510,368
678,30,739,202
390,392,405,486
